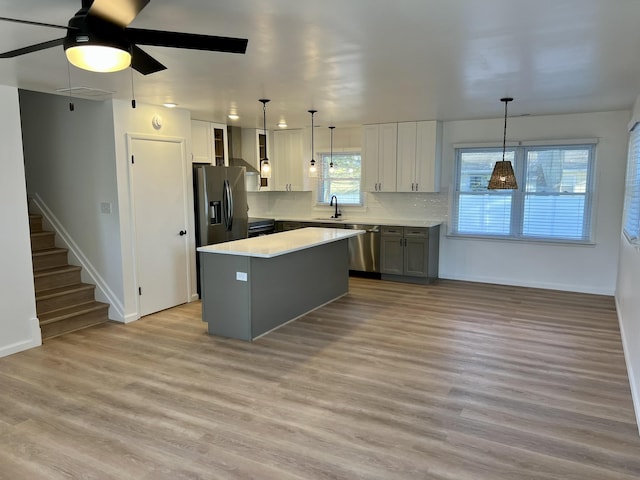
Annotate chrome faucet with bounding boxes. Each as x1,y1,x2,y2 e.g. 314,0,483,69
330,195,341,218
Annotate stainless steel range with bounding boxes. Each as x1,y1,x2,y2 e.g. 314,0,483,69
248,217,276,237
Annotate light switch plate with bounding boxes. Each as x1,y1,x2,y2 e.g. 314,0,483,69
236,272,248,282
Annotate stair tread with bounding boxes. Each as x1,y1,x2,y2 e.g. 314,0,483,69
36,283,95,299
39,301,109,323
32,247,67,257
30,231,54,237
33,265,82,277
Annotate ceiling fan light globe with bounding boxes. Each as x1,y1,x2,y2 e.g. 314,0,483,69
65,44,131,72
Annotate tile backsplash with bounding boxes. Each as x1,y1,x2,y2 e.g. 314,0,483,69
248,191,449,223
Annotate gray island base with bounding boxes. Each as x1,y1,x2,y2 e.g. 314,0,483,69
198,228,364,341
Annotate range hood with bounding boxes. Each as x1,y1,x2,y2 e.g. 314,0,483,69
227,126,260,174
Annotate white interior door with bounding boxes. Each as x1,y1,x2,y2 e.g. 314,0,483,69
130,137,189,317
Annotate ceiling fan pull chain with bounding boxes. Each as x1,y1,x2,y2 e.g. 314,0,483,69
130,64,136,109
66,60,74,112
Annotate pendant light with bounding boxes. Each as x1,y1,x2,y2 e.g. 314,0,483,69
308,109,318,177
328,126,335,174
259,99,271,179
488,97,518,190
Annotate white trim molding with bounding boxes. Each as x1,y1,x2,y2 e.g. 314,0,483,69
615,295,640,435
0,316,41,358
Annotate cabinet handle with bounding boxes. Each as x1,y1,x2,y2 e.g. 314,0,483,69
411,183,415,191
400,238,403,246
415,183,418,191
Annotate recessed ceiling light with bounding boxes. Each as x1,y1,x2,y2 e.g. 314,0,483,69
228,113,239,120
163,102,178,108
278,121,288,128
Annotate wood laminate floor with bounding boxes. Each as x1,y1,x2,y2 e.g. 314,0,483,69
0,278,638,479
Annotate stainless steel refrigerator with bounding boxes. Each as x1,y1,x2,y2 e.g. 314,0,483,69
193,165,248,247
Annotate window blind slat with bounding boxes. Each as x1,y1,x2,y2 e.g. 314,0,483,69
623,127,640,242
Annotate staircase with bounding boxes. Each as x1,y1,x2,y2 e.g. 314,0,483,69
29,213,109,340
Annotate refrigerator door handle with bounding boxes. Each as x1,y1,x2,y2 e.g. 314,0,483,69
222,179,229,231
226,179,234,231
222,179,234,232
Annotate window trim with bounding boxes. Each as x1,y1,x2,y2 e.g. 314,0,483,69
450,142,597,244
623,124,640,244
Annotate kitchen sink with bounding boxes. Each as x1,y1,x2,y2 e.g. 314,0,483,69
312,217,346,221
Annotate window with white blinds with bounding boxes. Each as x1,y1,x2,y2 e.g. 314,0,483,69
623,125,640,243
452,143,596,243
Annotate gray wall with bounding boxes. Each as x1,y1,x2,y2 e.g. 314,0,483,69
20,90,125,319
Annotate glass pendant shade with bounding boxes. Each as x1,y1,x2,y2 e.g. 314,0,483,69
259,99,271,179
260,159,271,178
488,97,518,190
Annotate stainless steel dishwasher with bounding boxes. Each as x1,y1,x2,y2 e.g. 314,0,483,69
344,224,381,273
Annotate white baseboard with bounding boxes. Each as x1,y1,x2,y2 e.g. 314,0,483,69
439,272,614,296
0,317,41,358
30,194,126,322
615,295,640,436
191,293,200,302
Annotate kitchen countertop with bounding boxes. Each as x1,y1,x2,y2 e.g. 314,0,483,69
275,216,443,228
197,227,364,258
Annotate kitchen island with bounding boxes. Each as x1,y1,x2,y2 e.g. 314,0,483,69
197,227,364,341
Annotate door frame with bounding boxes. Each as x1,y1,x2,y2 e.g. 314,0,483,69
126,133,192,319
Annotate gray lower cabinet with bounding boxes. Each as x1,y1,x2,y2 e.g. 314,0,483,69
381,225,439,283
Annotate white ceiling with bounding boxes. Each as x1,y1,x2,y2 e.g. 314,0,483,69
1,0,640,129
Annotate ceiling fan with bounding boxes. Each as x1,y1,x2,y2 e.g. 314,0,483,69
0,0,248,75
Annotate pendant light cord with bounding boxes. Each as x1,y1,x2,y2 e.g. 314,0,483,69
308,110,317,166
262,102,266,138
329,126,335,167
501,97,512,162
259,99,270,161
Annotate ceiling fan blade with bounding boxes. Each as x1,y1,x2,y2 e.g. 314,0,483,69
131,45,166,75
126,28,248,54
88,0,150,27
0,16,69,30
0,38,65,58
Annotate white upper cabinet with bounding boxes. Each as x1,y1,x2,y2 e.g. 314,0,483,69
272,129,305,191
397,120,442,192
363,123,397,192
191,119,212,164
241,128,268,171
191,120,228,165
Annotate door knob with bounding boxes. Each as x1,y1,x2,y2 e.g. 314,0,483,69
179,230,187,236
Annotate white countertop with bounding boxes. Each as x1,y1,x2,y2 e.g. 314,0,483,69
276,216,443,228
197,227,364,258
